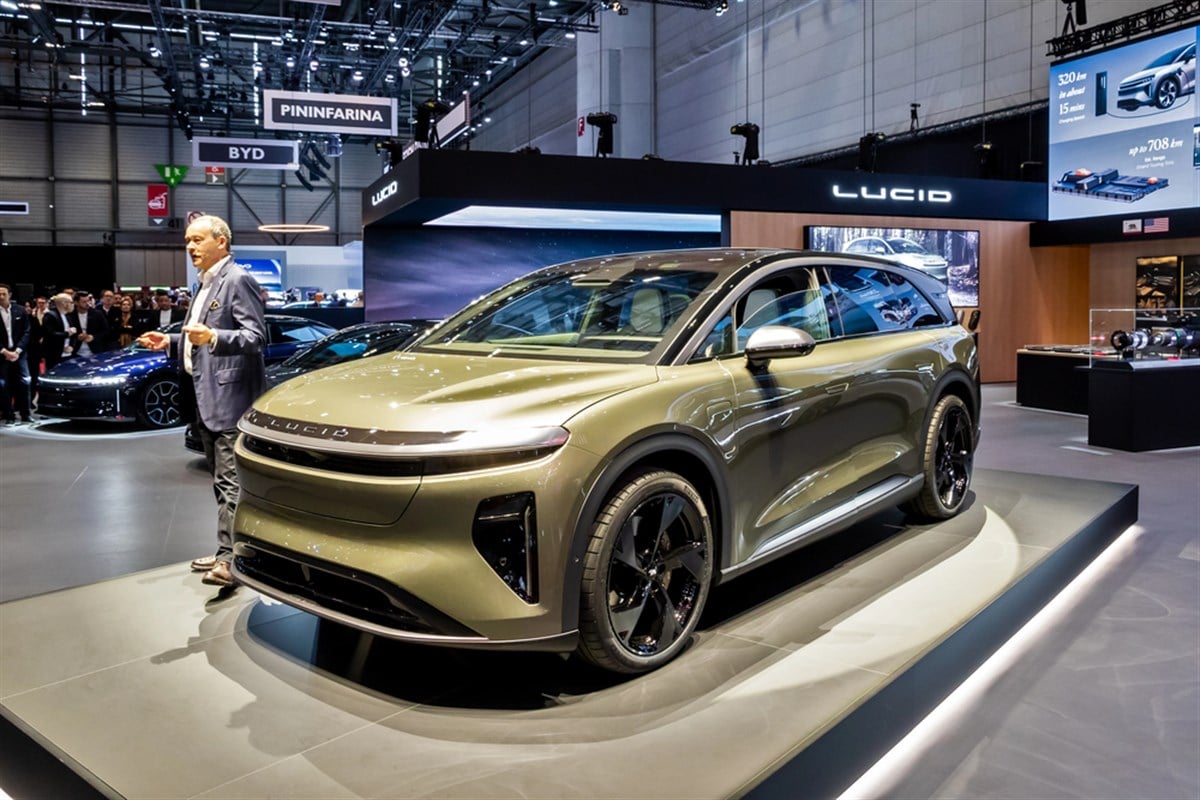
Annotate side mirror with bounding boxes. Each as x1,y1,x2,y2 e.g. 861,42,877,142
745,325,816,367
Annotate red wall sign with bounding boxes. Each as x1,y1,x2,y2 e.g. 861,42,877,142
147,184,169,220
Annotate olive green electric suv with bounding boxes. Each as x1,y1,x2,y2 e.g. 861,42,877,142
231,249,979,674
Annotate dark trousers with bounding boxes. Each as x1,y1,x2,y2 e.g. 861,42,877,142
0,354,31,421
195,422,240,560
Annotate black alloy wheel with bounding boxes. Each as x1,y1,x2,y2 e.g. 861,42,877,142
138,377,182,428
905,394,974,521
578,469,713,673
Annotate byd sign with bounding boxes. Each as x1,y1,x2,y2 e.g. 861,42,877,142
193,136,299,170
831,184,952,204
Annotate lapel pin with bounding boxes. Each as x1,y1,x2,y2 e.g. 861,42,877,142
209,300,220,310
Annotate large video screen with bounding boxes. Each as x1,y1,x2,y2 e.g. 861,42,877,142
364,228,720,321
1048,25,1198,220
806,226,980,307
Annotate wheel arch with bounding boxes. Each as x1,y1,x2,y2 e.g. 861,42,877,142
559,428,730,633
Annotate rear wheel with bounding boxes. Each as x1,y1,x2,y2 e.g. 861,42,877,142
904,394,974,521
578,469,713,674
138,376,181,428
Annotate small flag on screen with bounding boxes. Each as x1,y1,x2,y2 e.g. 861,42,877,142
1143,217,1169,233
1122,219,1142,234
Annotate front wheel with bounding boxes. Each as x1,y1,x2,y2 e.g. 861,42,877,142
577,469,713,674
1154,77,1180,109
138,376,182,428
904,394,974,521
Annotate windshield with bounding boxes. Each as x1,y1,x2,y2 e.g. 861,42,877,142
886,239,927,254
283,324,422,368
1145,45,1190,69
417,264,723,361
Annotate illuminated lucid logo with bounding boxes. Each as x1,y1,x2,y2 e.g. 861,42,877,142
371,180,398,207
832,185,952,203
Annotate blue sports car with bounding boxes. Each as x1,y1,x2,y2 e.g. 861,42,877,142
37,315,337,428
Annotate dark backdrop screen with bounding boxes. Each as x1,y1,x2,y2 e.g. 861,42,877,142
363,227,720,321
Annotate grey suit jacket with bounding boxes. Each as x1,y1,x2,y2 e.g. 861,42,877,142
172,260,266,432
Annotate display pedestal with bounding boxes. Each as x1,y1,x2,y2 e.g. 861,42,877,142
1015,349,1091,413
1087,360,1200,451
0,471,1137,800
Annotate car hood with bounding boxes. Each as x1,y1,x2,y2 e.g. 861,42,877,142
1120,67,1164,85
42,348,167,381
250,351,659,434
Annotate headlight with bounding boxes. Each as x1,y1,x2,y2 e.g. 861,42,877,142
84,375,130,386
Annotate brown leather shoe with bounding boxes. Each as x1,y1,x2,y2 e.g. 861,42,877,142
190,554,219,572
201,560,235,586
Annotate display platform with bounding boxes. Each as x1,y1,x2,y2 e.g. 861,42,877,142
1087,359,1200,451
0,470,1137,800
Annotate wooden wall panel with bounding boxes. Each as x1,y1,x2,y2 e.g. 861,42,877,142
730,212,1091,383
1089,237,1200,311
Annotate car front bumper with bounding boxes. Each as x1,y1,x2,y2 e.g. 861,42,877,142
36,382,137,421
231,433,605,649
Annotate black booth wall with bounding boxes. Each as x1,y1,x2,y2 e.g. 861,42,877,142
0,246,116,301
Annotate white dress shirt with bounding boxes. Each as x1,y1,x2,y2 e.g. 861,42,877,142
183,256,229,376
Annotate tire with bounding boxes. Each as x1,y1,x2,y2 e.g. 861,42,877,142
1154,77,1180,109
904,394,974,521
138,376,182,428
577,469,713,674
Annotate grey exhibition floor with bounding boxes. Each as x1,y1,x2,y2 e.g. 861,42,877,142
0,383,1197,799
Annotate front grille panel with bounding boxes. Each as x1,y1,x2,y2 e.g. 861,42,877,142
234,538,476,638
243,435,423,477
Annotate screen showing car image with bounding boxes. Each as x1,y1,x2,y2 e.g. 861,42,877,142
363,227,721,321
805,226,980,307
1048,25,1198,220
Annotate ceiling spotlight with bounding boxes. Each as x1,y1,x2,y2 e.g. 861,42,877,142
309,58,319,71
385,72,395,83
271,37,282,47
565,32,576,39
519,39,528,46
352,69,364,82
198,55,210,70
203,30,218,42
387,31,397,44
148,44,161,58
397,56,409,68
400,65,411,77
285,55,295,69
472,79,480,87
715,0,729,15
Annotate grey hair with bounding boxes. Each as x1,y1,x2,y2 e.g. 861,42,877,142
190,214,233,250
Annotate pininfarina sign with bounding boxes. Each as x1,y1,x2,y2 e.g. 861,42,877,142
263,90,397,136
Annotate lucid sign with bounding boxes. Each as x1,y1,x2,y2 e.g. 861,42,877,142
371,180,399,207
193,137,299,170
264,90,397,136
831,184,953,204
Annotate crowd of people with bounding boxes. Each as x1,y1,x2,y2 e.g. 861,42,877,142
0,285,194,423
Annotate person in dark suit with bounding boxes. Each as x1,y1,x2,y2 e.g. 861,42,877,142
0,284,33,423
136,291,187,335
41,294,75,369
138,214,266,589
26,296,47,405
66,292,110,358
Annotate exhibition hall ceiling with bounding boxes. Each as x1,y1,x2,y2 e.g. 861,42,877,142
0,0,722,141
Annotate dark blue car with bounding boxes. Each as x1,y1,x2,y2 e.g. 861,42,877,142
36,315,337,428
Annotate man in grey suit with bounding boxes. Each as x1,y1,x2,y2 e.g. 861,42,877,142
138,214,265,588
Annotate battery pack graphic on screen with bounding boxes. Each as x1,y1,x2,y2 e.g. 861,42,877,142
1052,168,1169,202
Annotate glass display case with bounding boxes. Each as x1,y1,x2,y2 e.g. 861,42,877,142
1089,307,1200,367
